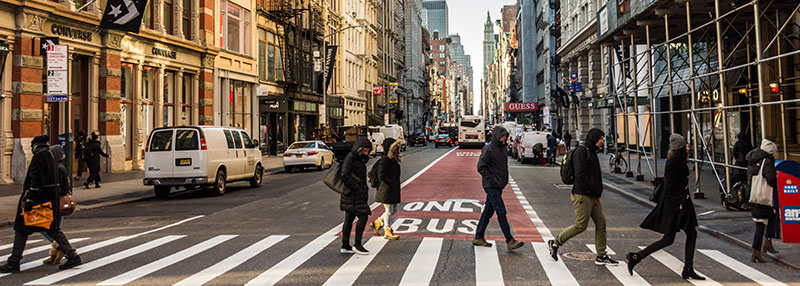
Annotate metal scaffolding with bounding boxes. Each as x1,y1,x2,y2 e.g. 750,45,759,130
601,0,800,198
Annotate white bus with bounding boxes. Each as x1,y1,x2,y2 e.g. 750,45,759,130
458,116,486,148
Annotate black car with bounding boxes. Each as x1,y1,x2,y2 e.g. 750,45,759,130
434,134,453,148
408,133,428,146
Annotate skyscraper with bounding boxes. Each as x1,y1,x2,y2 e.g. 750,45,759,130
422,0,448,37
483,12,496,81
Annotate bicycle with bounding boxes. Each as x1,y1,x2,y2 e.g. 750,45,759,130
609,149,628,174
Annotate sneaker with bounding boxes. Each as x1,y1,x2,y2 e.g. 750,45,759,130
0,262,20,273
547,240,559,261
595,254,619,266
353,244,369,255
506,240,524,251
58,255,82,270
340,245,354,254
472,238,493,247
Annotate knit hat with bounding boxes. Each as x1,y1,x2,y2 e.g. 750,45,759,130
31,135,49,146
760,139,777,155
669,133,687,151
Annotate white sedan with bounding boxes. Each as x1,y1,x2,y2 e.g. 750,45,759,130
283,141,335,172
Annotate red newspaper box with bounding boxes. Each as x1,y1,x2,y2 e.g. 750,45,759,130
776,160,800,243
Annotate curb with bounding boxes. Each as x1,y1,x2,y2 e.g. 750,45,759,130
603,181,800,271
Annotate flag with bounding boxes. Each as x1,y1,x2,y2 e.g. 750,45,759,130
99,0,149,33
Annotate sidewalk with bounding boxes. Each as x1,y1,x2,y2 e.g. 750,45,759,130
597,152,800,270
0,155,285,228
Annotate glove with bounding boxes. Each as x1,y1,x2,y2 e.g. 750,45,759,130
22,199,35,212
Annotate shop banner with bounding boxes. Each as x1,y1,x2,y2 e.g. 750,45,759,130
100,0,149,33
323,46,338,90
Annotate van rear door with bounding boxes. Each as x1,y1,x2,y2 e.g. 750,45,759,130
173,129,204,179
145,129,175,178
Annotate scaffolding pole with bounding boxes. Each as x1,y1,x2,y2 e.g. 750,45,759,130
631,32,643,180
622,38,632,177
664,13,676,132
753,0,768,141
715,0,732,197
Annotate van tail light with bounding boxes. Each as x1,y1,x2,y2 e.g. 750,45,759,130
306,151,319,156
200,138,208,150
436,139,439,142
516,142,520,145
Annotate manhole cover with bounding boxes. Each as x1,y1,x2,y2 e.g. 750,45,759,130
562,252,597,261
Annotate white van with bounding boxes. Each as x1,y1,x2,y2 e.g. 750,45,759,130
516,131,549,164
143,126,263,197
380,124,406,151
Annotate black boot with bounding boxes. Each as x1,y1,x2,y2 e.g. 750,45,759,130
95,183,101,188
681,267,705,280
84,182,90,189
0,262,20,273
625,252,641,275
59,255,82,270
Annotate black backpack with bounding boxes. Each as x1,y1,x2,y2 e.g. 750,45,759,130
368,159,381,188
560,146,586,184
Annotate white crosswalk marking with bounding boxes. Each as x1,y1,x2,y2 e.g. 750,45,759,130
245,226,341,286
25,235,185,286
639,247,722,286
0,238,89,262
586,245,650,286
699,249,788,286
474,241,503,286
0,240,43,251
399,237,443,286
322,237,388,286
98,235,237,285
174,235,288,286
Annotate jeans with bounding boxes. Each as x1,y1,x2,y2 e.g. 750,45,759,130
380,204,397,229
556,194,607,256
547,148,556,164
475,188,514,243
8,229,76,264
638,228,698,268
342,212,368,247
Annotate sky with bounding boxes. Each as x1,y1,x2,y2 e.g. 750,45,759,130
445,0,517,114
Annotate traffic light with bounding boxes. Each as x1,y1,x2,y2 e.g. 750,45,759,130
770,83,780,94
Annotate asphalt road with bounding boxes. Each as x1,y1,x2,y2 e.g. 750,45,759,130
0,144,798,285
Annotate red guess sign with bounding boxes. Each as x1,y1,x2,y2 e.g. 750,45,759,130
504,102,539,112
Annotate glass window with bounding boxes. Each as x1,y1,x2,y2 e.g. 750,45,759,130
223,130,235,149
175,130,199,150
220,0,250,54
267,45,275,81
182,0,191,38
121,66,131,100
231,130,243,148
143,0,153,29
149,130,173,151
164,0,173,34
258,29,266,81
288,142,315,149
240,131,253,148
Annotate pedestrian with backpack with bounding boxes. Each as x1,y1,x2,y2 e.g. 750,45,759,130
626,134,705,280
473,126,524,251
370,138,403,240
549,128,618,265
339,138,373,255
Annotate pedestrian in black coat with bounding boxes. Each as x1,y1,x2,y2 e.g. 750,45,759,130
339,137,372,255
84,132,109,189
627,134,704,280
732,132,753,181
370,138,403,240
0,136,82,273
564,131,572,151
74,130,87,180
746,139,780,262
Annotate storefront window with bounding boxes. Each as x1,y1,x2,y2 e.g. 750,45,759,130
226,80,251,130
142,68,156,137
163,71,175,127
182,74,193,125
258,28,266,81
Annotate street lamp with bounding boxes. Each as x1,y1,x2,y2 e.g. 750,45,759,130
320,24,367,125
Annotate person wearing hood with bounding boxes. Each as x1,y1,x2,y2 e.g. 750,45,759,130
564,131,573,151
39,145,73,265
746,139,780,262
370,138,403,240
339,137,373,255
732,132,753,181
83,132,109,189
473,126,524,251
549,128,619,265
0,136,82,273
74,130,87,180
626,134,705,280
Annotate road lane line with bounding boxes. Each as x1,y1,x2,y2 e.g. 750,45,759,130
586,245,650,286
0,240,43,251
321,237,388,286
174,235,288,286
98,235,237,285
698,249,788,286
509,177,579,286
399,237,443,286
25,235,185,285
137,215,204,236
474,241,503,286
401,147,458,188
0,238,89,262
639,247,722,286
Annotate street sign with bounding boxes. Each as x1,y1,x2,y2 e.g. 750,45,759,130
575,82,583,92
46,45,68,71
40,37,59,56
568,82,574,92
47,94,68,102
570,71,578,82
47,70,68,95
0,43,9,54
389,82,399,86
389,99,398,104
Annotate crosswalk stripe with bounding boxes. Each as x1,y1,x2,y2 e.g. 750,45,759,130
474,241,503,286
698,249,789,286
0,240,43,251
0,238,89,262
322,237,388,286
25,235,185,285
639,247,722,286
174,235,289,286
586,244,650,286
245,226,341,286
98,235,237,286
399,237,443,286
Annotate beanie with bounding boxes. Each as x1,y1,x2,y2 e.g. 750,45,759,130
669,133,687,151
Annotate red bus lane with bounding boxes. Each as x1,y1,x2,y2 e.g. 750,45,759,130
362,149,542,242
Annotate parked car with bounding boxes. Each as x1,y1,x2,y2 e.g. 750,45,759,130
516,131,548,164
143,126,263,198
434,134,454,148
408,132,428,146
283,141,335,172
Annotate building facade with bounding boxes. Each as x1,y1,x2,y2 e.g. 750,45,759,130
421,0,447,37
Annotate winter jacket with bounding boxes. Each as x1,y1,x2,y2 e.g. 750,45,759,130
572,128,604,198
75,134,86,160
640,157,697,234
84,139,109,173
340,138,372,215
15,144,61,232
732,133,753,167
547,136,557,149
477,126,509,190
375,138,402,204
50,145,71,197
746,148,777,220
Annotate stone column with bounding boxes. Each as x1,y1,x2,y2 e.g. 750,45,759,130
99,31,125,172
192,73,200,125
199,54,214,125
175,70,184,125
175,0,184,38
0,44,12,184
131,63,143,170
191,0,199,42
153,0,165,33
154,66,165,127
588,47,603,130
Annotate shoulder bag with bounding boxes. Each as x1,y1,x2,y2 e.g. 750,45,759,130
749,159,773,206
22,202,54,229
323,161,345,194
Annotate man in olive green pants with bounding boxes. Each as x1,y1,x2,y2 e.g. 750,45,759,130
548,128,618,265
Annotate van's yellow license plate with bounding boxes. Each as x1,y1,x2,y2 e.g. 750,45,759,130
176,158,192,166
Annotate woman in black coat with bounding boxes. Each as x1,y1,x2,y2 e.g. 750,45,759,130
84,132,109,189
339,138,372,255
746,139,780,262
370,138,402,240
626,134,704,281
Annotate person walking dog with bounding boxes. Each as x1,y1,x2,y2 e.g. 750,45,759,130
340,138,373,255
371,138,403,240
84,132,109,189
473,125,524,251
746,139,781,263
548,128,618,265
626,134,705,280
